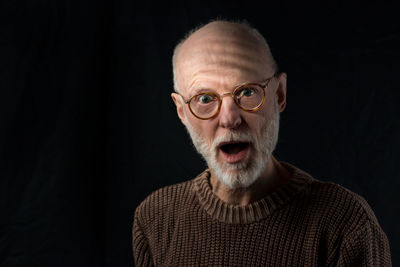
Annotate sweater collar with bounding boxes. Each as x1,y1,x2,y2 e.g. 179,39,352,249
193,162,315,224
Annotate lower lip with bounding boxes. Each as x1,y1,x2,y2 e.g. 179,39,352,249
219,145,250,164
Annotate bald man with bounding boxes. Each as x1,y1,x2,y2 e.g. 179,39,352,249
133,20,391,266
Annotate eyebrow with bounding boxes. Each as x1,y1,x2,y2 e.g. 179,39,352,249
187,87,219,99
187,77,272,98
190,81,247,93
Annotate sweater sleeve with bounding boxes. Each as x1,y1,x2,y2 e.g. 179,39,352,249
333,220,391,267
132,209,154,267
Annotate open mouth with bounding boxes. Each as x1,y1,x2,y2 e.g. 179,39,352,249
219,141,250,155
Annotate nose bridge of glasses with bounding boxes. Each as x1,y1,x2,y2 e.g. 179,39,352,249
221,92,233,97
219,92,239,109
219,91,240,112
220,91,235,98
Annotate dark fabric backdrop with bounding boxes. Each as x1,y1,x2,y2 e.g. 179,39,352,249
1,1,399,266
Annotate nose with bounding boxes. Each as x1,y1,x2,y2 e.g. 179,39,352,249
218,95,242,129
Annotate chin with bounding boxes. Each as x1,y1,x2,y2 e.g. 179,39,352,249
212,156,268,189
220,173,259,189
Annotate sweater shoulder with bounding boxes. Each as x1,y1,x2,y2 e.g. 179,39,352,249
306,180,391,266
306,179,381,232
134,178,195,224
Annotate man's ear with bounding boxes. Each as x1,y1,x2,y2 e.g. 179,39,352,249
171,93,186,125
275,72,287,112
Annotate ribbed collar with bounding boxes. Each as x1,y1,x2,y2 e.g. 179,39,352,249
193,162,315,224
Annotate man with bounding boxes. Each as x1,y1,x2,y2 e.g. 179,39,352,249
133,20,391,266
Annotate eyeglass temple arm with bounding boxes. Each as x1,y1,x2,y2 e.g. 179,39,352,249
177,93,191,104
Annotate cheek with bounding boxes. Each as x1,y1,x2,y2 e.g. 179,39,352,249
200,121,218,143
187,115,217,142
260,96,277,119
246,106,273,137
205,124,224,149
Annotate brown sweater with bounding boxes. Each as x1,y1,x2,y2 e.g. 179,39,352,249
133,163,391,266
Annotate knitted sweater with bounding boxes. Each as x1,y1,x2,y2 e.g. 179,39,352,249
133,163,391,266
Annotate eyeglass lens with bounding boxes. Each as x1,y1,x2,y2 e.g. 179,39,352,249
189,84,264,119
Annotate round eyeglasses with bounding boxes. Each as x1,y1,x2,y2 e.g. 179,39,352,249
177,75,275,120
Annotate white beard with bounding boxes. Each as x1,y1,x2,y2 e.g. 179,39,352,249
184,101,280,189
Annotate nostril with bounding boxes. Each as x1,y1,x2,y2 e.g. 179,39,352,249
219,113,242,129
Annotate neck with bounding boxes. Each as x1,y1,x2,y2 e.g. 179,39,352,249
209,156,291,206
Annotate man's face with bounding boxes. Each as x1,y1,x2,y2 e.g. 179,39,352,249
172,23,287,188
184,99,280,189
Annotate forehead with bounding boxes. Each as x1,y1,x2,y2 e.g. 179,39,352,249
176,25,273,93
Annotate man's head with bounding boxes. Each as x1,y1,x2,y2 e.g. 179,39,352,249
171,20,287,189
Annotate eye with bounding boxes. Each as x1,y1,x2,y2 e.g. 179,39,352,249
197,94,215,104
238,87,255,97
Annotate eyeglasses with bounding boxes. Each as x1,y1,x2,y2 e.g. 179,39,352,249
177,75,275,120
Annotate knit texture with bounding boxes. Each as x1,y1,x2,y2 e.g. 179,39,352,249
133,163,391,266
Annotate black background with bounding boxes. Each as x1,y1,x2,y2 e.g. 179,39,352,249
1,0,399,266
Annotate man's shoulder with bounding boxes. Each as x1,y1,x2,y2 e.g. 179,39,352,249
283,162,377,224
311,179,376,214
305,177,381,232
134,173,201,224
139,179,193,206
299,176,390,265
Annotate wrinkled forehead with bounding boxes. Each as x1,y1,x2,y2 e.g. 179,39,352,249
176,27,273,91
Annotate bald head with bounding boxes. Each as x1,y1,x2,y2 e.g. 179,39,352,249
172,20,278,93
